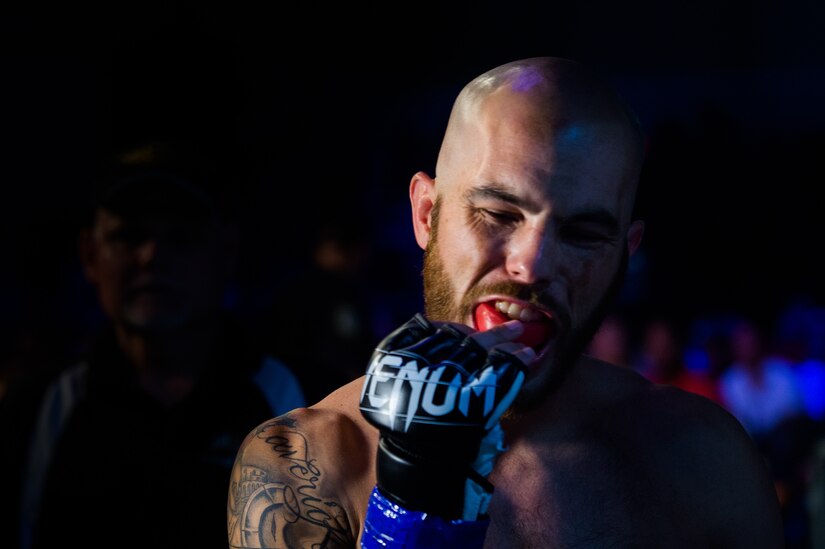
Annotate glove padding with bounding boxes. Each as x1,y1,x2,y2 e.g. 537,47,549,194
359,314,527,520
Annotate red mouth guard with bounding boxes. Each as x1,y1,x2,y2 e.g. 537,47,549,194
473,302,555,351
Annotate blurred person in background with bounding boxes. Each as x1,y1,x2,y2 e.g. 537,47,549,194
0,138,306,549
586,312,631,367
774,299,825,424
634,316,721,404
765,300,825,548
264,214,381,405
718,316,805,440
717,315,812,545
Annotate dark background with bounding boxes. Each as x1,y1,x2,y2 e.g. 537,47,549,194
3,1,825,357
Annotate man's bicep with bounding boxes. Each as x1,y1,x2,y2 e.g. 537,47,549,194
227,414,355,549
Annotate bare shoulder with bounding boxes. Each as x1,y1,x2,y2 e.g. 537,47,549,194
591,362,785,547
227,377,376,549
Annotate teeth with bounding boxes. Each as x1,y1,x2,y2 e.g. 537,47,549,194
495,300,541,322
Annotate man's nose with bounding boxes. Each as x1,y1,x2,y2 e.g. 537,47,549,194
505,225,554,285
135,238,157,265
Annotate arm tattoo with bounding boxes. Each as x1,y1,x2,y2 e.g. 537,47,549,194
228,416,354,548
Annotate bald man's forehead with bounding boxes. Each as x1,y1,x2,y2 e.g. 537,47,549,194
437,97,641,221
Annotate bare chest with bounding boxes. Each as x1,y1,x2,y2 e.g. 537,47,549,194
483,440,700,548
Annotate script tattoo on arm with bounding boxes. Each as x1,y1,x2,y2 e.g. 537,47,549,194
228,415,354,548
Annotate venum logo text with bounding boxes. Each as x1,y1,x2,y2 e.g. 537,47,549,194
360,352,498,432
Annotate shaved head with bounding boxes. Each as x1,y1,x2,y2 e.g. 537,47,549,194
435,57,645,218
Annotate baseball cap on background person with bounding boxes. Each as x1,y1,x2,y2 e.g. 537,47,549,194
87,138,238,225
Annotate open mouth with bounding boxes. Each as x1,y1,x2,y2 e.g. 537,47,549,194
473,300,556,352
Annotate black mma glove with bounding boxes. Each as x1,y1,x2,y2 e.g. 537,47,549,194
359,313,527,520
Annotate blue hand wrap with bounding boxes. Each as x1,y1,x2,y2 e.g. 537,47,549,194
361,487,489,548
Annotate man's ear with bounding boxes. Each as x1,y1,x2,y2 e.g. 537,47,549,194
77,226,99,285
410,171,436,250
626,220,645,256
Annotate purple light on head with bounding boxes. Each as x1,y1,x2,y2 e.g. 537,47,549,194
511,69,544,92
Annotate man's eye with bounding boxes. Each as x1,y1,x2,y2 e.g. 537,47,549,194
559,227,610,247
479,209,519,225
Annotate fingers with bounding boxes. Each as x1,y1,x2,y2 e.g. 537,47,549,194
377,316,534,373
466,319,525,350
491,342,536,366
426,318,527,351
404,325,466,364
430,319,534,364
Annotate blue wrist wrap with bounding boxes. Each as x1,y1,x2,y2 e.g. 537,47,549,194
360,487,489,548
